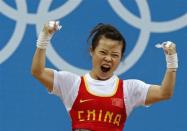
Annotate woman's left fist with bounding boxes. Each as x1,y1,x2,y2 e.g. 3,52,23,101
163,41,176,55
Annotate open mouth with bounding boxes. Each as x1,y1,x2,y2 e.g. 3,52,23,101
100,66,111,73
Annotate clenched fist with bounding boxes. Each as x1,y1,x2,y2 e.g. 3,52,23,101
162,41,176,55
42,21,62,35
36,21,62,49
155,41,178,69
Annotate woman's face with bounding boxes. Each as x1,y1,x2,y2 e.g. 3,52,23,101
90,36,123,80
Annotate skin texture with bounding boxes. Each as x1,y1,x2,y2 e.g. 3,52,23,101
145,44,177,105
31,22,177,106
90,36,123,80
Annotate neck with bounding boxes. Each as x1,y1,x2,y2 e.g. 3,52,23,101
89,71,112,81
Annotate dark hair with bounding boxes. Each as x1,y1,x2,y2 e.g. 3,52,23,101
87,23,126,56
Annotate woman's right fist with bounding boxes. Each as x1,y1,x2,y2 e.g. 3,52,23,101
36,21,62,49
42,21,62,35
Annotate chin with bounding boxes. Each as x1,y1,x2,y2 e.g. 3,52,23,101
98,73,112,80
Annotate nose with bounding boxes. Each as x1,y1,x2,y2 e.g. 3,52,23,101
104,55,112,62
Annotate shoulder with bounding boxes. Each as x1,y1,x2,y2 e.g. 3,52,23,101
54,70,80,80
53,70,81,89
54,70,79,76
123,79,151,94
123,79,147,88
124,79,146,84
52,70,82,98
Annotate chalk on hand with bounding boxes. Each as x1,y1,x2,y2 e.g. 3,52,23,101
49,21,55,28
155,41,173,49
48,21,62,30
155,43,163,48
55,21,62,30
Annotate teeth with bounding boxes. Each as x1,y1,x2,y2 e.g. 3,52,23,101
102,64,110,68
103,66,110,68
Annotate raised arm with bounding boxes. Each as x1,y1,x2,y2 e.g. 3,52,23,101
145,42,178,105
31,21,61,92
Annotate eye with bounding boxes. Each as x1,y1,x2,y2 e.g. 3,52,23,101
111,54,120,58
99,51,107,55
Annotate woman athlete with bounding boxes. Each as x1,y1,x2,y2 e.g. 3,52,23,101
31,21,178,131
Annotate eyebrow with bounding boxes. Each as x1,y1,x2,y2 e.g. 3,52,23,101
100,48,108,52
100,49,120,54
111,52,120,54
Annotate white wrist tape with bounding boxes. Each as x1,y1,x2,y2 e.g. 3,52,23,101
166,53,178,69
36,32,53,49
36,21,62,49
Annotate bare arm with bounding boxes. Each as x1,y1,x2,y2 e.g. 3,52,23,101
145,42,178,105
145,69,176,105
31,21,61,92
31,48,54,92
